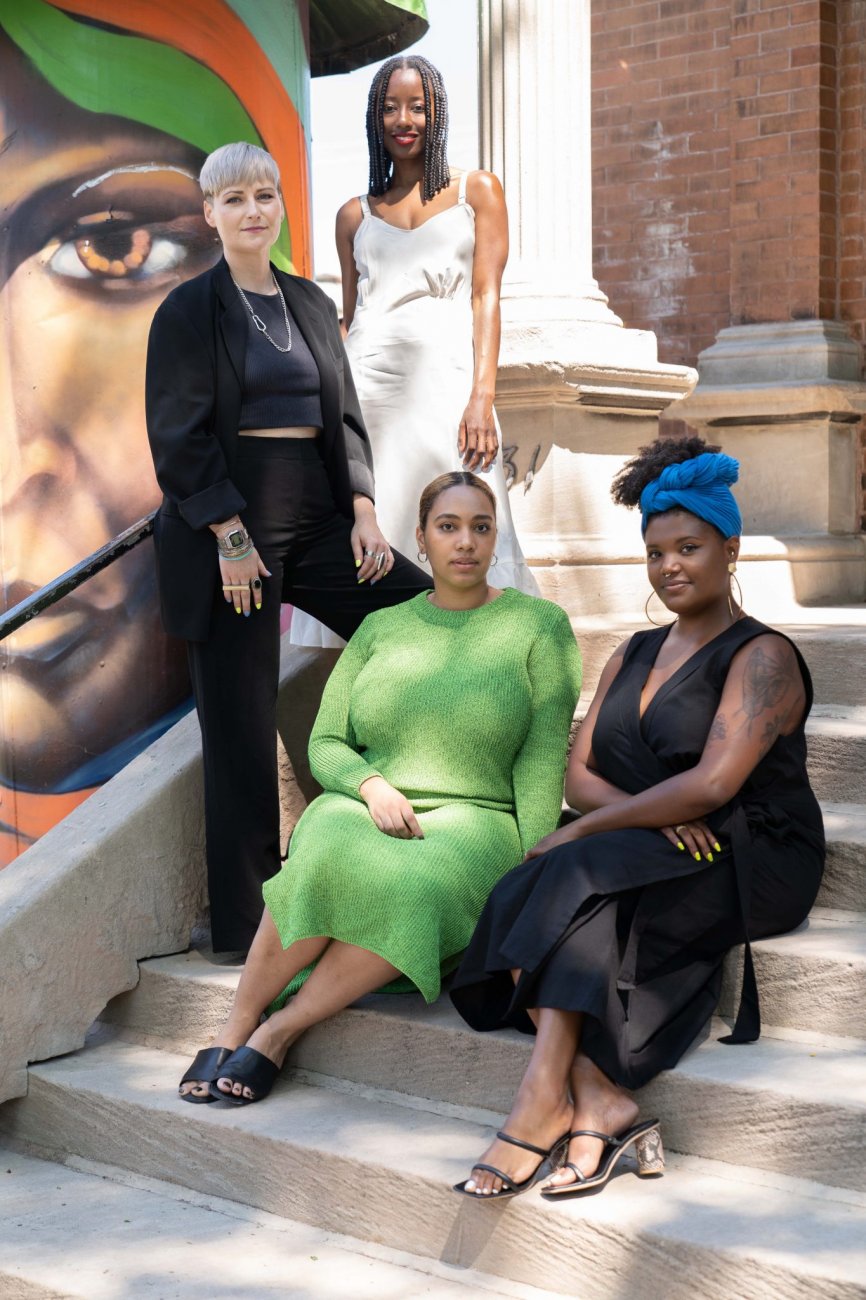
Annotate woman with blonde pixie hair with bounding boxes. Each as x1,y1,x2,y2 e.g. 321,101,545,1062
145,141,431,972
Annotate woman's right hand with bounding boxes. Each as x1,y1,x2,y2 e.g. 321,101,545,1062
524,820,582,860
218,549,271,616
359,776,424,839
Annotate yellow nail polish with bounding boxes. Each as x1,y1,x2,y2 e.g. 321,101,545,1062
357,577,366,584
707,852,714,862
677,841,685,851
255,602,262,610
714,841,721,852
694,851,702,861
355,558,361,568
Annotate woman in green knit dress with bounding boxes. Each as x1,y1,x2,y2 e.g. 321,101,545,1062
178,471,582,1104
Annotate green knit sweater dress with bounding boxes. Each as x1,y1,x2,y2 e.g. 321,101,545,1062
263,588,582,1005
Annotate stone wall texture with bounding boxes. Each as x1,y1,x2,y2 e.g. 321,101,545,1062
591,0,866,370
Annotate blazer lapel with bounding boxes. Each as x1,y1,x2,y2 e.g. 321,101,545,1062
214,258,247,388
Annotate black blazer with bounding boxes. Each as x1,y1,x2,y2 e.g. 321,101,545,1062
145,258,374,641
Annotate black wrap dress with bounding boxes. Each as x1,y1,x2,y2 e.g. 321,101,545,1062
450,617,825,1089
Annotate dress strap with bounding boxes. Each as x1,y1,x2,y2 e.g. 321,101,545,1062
358,194,371,218
457,171,470,205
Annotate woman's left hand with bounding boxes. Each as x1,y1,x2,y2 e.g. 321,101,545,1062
660,820,720,861
351,497,394,585
458,394,498,472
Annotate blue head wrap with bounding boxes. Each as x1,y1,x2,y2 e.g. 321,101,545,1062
639,452,742,538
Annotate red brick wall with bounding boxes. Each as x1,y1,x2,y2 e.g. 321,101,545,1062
591,0,865,369
839,0,866,349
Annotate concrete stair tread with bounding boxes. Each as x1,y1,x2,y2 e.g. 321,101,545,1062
7,1041,866,1297
0,1148,556,1300
127,950,866,1099
809,704,866,735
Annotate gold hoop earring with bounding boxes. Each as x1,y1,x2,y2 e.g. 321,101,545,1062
728,571,744,619
417,550,427,563
644,590,674,627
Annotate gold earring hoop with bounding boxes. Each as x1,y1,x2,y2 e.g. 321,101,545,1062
644,590,674,627
728,571,744,619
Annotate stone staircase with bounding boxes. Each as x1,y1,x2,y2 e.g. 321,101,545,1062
2,620,866,1298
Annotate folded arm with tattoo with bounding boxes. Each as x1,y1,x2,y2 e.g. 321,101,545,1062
526,635,806,860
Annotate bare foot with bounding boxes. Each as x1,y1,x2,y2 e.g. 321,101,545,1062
178,1011,260,1100
461,1077,573,1198
213,1017,298,1102
544,1053,639,1189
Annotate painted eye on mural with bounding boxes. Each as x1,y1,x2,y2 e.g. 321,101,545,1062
46,215,213,289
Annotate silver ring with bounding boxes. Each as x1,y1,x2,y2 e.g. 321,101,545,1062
375,552,385,571
364,548,375,557
674,824,686,835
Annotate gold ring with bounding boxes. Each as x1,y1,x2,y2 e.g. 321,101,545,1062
222,585,248,591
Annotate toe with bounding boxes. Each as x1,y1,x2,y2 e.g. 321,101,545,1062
242,1086,254,1100
215,1076,233,1095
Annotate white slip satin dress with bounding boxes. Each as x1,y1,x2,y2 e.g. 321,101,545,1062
289,171,538,648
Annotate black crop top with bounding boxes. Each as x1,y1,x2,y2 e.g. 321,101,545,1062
238,289,323,431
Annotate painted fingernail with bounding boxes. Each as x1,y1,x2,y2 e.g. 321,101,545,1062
235,608,241,615
694,852,702,861
357,577,366,584
707,852,714,862
244,610,250,618
355,558,361,568
714,841,721,852
255,602,262,610
677,841,685,851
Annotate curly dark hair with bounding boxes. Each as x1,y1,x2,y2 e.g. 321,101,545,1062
611,435,722,510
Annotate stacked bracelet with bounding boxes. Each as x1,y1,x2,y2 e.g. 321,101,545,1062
216,525,253,559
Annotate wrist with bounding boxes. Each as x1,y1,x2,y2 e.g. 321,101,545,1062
352,494,375,517
359,774,385,802
210,516,243,538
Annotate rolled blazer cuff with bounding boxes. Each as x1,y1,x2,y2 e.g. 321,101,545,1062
348,461,375,503
178,479,247,531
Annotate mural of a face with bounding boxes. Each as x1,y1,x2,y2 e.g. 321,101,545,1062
0,0,311,862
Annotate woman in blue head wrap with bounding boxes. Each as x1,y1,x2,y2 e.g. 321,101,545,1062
449,437,824,1203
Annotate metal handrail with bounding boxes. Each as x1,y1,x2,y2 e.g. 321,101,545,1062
0,510,157,643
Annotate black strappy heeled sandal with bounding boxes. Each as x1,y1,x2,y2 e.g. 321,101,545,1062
453,1129,571,1200
177,1046,236,1104
207,1045,281,1106
540,1119,664,1198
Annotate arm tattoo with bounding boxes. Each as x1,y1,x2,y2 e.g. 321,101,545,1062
741,644,795,732
707,713,728,743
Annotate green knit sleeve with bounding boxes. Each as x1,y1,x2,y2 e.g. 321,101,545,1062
512,607,582,854
307,622,382,798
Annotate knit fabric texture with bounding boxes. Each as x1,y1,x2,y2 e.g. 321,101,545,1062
263,588,582,1005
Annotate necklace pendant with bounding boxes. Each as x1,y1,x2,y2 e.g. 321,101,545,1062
252,315,267,333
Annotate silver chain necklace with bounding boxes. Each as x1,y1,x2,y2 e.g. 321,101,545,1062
232,271,292,352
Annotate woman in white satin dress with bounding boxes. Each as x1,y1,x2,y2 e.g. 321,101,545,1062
291,54,537,647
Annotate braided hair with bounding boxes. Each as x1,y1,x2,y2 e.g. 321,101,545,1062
366,55,450,201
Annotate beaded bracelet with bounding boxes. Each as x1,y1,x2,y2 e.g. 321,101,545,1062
219,545,254,562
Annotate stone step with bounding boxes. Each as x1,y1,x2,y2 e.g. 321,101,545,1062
0,1148,556,1300
807,706,866,804
99,957,866,1193
2,1041,864,1300
718,906,866,1036
573,618,866,705
819,803,866,911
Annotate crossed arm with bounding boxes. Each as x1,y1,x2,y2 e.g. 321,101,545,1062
527,633,806,859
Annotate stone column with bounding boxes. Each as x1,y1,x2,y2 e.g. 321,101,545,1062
479,0,623,355
476,0,696,633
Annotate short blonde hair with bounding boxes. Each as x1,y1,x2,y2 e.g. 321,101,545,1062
199,142,281,201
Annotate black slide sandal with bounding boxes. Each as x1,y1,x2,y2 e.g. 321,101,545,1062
207,1045,281,1106
178,1046,236,1104
453,1129,570,1200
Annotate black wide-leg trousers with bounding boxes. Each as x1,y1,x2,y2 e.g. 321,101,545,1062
186,438,432,951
